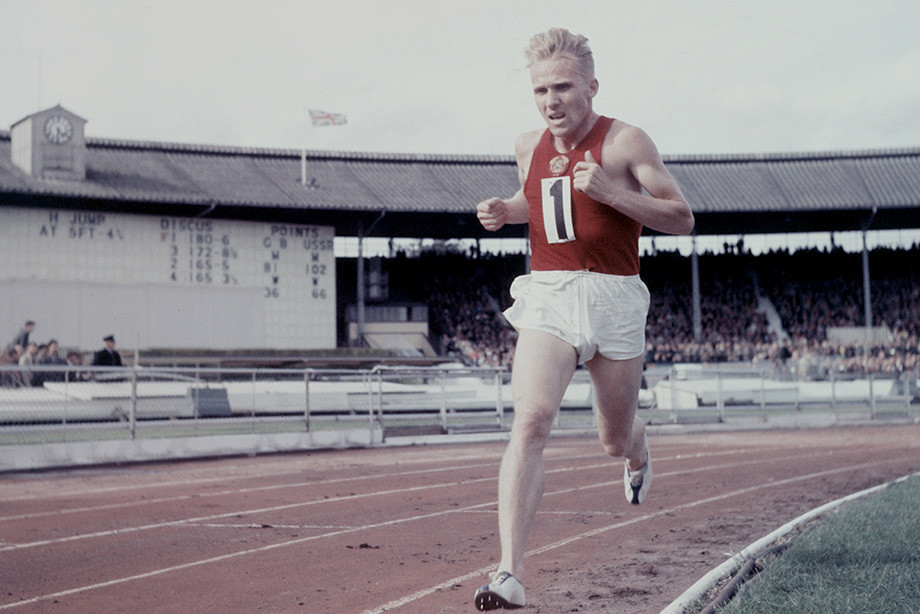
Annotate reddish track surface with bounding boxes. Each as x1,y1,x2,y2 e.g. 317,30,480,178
2,423,919,613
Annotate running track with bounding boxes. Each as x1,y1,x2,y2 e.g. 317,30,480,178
1,423,919,613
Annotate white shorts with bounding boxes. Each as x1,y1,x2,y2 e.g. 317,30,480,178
503,270,649,364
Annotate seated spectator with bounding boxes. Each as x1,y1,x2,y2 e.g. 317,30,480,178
38,339,67,383
1,347,24,387
18,342,38,387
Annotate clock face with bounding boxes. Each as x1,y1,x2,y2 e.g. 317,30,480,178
44,115,73,145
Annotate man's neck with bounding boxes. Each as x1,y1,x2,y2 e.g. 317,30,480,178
551,112,599,153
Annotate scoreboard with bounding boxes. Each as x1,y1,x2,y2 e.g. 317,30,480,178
0,207,336,351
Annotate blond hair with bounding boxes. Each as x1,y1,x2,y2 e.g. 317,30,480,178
524,28,594,79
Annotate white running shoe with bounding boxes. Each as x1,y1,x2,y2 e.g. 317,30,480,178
473,571,525,610
624,437,652,505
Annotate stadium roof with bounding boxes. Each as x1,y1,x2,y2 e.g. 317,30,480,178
2,131,919,238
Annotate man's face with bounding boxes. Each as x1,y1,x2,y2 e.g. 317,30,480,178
105,339,116,350
530,55,598,143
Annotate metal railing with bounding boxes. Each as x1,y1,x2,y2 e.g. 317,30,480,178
0,364,527,446
645,362,918,423
1,361,915,450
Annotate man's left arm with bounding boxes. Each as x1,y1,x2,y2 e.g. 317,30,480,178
573,127,694,236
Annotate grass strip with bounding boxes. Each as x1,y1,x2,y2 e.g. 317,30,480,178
720,474,920,614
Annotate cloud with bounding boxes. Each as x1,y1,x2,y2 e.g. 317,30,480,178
3,0,919,157
786,48,920,150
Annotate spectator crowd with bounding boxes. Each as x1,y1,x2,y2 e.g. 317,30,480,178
422,245,920,377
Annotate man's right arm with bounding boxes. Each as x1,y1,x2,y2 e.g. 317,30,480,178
476,131,540,231
476,191,529,231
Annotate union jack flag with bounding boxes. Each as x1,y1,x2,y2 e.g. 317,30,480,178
309,109,347,126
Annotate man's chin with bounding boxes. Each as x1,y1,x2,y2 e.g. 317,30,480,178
546,120,570,135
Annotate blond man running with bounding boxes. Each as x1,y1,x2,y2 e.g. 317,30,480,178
473,28,694,611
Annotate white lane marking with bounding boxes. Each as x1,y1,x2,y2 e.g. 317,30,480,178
188,523,354,530
0,448,761,523
0,479,488,552
1,446,622,504
0,451,885,611
0,445,656,503
359,459,897,614
0,449,759,547
0,447,521,503
0,488,512,610
0,460,502,520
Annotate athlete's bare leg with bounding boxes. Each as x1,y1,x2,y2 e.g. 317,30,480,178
586,352,648,470
497,329,577,579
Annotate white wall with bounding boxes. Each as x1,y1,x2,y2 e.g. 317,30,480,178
0,207,336,351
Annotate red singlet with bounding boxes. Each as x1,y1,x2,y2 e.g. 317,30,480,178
523,116,642,275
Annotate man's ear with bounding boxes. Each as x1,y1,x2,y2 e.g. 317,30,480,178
588,78,599,99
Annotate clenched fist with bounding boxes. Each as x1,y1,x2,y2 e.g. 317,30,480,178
477,197,510,232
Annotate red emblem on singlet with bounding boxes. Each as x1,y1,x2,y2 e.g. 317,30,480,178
549,155,569,176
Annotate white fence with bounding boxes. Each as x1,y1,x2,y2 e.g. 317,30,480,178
644,363,918,422
0,364,518,443
0,362,916,470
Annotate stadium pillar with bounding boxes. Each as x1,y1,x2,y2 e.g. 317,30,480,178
861,229,873,330
691,234,702,342
861,207,877,352
357,221,366,347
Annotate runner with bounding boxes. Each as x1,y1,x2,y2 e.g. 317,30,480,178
474,27,694,610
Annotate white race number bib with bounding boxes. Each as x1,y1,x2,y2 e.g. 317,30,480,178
541,176,575,244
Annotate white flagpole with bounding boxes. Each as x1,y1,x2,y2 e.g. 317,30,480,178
302,109,346,185
301,149,307,186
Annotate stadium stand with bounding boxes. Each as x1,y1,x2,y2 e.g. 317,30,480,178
2,107,919,374
412,245,920,376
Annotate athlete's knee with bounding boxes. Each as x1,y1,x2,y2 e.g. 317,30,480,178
599,424,645,459
510,405,555,445
598,430,630,457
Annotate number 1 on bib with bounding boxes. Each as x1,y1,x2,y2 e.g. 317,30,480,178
541,176,575,244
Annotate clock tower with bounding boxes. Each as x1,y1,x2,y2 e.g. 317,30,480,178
11,105,87,181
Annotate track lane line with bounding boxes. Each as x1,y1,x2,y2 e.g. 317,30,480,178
0,448,764,542
0,459,507,519
0,447,515,503
0,446,762,516
359,458,902,613
0,452,897,610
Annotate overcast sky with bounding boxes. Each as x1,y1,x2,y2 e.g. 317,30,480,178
2,0,919,159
